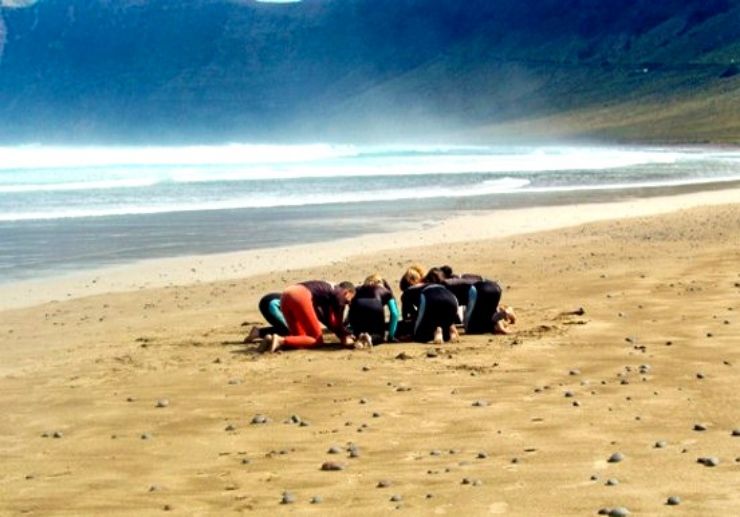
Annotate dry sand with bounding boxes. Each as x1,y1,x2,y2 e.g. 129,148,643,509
0,193,739,515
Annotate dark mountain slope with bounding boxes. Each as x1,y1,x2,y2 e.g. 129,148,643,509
0,0,738,143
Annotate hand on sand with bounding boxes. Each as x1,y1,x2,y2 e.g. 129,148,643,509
354,332,374,350
501,305,517,324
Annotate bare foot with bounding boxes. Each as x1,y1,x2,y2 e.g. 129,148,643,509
244,325,261,343
270,333,283,353
449,325,460,343
257,334,272,353
432,326,444,345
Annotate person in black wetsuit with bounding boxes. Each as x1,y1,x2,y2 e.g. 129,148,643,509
427,266,516,335
348,274,400,347
399,265,460,344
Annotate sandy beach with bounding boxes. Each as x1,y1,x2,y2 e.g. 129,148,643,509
1,191,739,515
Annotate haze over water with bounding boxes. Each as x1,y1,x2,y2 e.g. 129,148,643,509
1,143,739,281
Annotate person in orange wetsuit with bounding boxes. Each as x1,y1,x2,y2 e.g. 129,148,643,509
266,280,356,352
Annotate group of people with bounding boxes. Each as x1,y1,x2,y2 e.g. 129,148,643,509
245,264,516,353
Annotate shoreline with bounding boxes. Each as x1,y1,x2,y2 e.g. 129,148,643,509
2,185,739,311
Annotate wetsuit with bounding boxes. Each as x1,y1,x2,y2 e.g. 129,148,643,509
442,276,502,334
348,284,399,344
279,281,350,348
257,292,289,337
413,284,459,343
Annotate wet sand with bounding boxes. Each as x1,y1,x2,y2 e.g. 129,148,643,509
0,195,739,515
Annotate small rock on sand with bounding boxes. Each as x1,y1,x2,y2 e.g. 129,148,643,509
608,452,624,463
155,399,169,408
609,508,630,517
52,431,63,439
654,441,667,448
693,423,708,431
390,494,402,502
377,480,391,488
697,457,720,467
327,446,342,454
310,496,322,504
666,496,681,506
251,414,269,425
320,461,344,471
281,491,295,504
395,352,411,360
472,400,489,407
731,429,740,437
605,478,619,486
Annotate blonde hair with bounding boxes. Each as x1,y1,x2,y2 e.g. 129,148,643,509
364,273,384,286
400,263,426,290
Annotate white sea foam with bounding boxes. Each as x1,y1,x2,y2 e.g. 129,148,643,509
0,144,703,192
3,174,740,222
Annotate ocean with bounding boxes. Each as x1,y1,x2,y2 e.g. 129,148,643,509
1,144,739,282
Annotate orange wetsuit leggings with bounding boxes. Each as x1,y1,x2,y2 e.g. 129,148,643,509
280,285,324,348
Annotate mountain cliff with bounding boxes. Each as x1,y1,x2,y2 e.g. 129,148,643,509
1,0,738,143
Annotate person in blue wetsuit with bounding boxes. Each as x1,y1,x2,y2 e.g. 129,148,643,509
348,274,399,347
244,292,290,343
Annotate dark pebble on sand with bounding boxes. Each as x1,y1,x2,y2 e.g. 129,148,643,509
310,496,322,504
52,431,63,439
141,433,152,440
697,457,720,467
564,391,574,398
426,350,438,358
377,480,391,488
395,352,411,360
598,509,611,515
654,441,667,448
396,386,411,392
461,478,472,485
573,401,581,407
477,452,488,459
666,496,681,506
163,504,172,511
511,458,519,464
430,449,442,456
608,452,624,463
569,369,581,376
224,424,236,432
320,461,344,471
590,475,599,481
605,478,619,486
390,495,402,502
731,429,740,437
609,508,630,517
696,373,705,379
156,399,169,408
372,412,381,418
251,414,269,425
327,446,342,454
693,423,707,431
472,400,489,407
241,458,250,465
290,414,302,424
362,366,370,371
281,491,296,504
359,398,368,404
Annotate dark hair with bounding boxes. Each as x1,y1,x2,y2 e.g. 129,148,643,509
337,280,356,294
440,265,454,278
424,267,445,284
